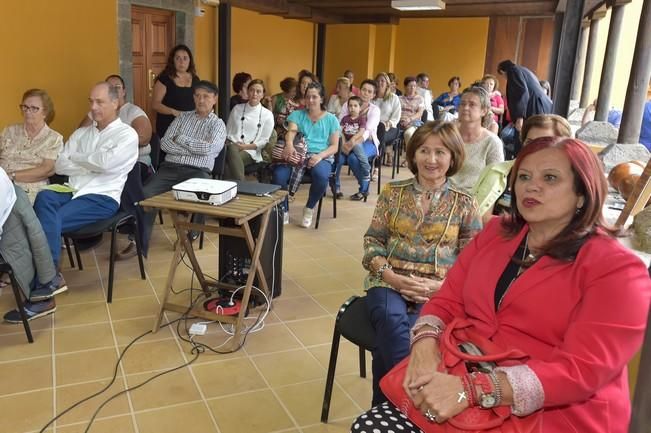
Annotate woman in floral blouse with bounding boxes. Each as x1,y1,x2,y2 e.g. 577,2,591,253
363,120,482,406
0,89,63,203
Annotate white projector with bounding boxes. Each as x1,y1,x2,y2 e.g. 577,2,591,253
172,178,237,206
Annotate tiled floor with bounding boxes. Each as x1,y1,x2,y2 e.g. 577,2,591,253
0,169,409,433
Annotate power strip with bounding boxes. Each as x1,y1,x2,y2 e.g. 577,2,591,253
189,323,207,335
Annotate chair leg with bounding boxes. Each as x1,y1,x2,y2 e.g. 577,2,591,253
199,231,204,250
8,269,34,343
315,196,323,229
158,210,164,225
73,240,84,271
107,226,118,303
359,347,367,378
321,328,342,423
332,185,337,219
133,220,146,281
64,237,75,269
377,161,382,195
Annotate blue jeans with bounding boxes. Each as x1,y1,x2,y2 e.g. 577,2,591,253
335,140,377,194
366,286,422,406
34,191,119,267
272,159,332,210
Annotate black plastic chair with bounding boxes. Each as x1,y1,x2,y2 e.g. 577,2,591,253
0,255,34,343
63,164,146,303
321,295,376,423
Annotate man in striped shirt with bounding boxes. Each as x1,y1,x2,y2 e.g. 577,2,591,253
134,80,226,257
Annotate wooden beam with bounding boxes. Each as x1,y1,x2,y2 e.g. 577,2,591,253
552,0,585,117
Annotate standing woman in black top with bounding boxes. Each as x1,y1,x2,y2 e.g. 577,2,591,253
151,44,200,138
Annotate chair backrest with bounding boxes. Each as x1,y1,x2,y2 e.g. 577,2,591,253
120,163,145,214
149,133,162,170
336,296,376,351
212,145,227,180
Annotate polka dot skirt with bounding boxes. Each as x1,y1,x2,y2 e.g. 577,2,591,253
351,401,423,433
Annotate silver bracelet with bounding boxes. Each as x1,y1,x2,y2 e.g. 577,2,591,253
488,371,502,407
376,263,392,280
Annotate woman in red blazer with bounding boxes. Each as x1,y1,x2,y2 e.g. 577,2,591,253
352,137,651,433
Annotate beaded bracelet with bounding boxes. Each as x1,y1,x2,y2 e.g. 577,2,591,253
488,371,503,407
461,373,476,407
409,325,443,347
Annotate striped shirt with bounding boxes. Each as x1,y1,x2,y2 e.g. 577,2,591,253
161,111,226,171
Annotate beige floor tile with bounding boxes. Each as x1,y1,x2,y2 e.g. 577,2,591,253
292,274,354,295
243,323,302,355
57,415,136,433
192,357,268,398
0,388,53,433
277,278,308,298
56,348,119,386
109,277,156,299
107,294,160,321
252,348,324,387
0,312,52,335
55,322,115,353
126,368,202,411
275,379,361,426
112,316,174,346
285,317,335,347
63,268,103,287
207,389,295,433
283,258,330,279
0,329,52,361
135,401,218,433
56,284,106,305
335,374,373,412
0,356,52,395
273,296,329,321
55,378,129,425
119,339,186,375
312,291,359,315
54,301,109,327
308,340,372,377
302,419,358,433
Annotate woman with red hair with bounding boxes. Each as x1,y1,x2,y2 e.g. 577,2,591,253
352,137,651,433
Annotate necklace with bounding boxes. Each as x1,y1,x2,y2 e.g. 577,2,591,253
240,103,262,143
497,234,537,308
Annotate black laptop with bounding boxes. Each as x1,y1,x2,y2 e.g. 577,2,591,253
236,180,281,197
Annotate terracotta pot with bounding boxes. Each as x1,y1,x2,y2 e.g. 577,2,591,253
608,161,645,198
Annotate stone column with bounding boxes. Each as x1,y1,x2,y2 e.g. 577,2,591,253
595,4,627,121
548,12,564,94
618,0,651,144
579,14,603,108
553,0,586,117
570,21,590,102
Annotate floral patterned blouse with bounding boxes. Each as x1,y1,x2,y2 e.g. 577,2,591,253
0,123,63,202
363,177,482,290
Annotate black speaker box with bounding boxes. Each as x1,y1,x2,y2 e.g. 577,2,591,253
218,205,283,299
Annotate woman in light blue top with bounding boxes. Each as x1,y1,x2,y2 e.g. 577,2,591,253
272,82,340,228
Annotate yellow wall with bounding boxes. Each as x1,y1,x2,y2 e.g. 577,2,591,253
373,25,397,76
325,24,378,92
394,18,489,97
2,0,118,139
194,6,217,83
586,0,643,109
231,8,314,95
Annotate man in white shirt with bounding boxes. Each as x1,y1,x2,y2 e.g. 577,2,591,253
416,73,434,121
80,74,153,169
34,82,138,270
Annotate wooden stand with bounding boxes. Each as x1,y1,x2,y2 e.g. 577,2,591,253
140,190,287,350
615,158,651,228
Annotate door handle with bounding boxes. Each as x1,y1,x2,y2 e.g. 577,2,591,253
148,69,156,92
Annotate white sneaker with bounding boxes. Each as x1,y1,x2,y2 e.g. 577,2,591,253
301,207,314,228
283,211,289,225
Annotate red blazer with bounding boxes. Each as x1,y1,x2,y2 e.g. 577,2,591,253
422,218,651,433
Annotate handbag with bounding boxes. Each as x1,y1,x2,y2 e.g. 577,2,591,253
271,133,307,167
379,318,543,433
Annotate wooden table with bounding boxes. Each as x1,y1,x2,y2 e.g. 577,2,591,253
141,190,287,350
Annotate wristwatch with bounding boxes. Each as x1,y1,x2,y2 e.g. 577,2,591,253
473,373,498,409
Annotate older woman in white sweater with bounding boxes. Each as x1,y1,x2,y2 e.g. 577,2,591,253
450,86,504,193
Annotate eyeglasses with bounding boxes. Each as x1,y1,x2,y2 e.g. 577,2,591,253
19,104,42,113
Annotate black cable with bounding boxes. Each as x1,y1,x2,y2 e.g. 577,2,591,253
37,317,183,433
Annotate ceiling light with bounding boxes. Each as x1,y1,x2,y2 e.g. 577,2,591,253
391,0,445,11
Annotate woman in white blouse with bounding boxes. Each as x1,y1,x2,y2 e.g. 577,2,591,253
224,79,274,180
373,72,401,170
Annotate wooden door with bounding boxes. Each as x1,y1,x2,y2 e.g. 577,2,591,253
131,5,175,130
